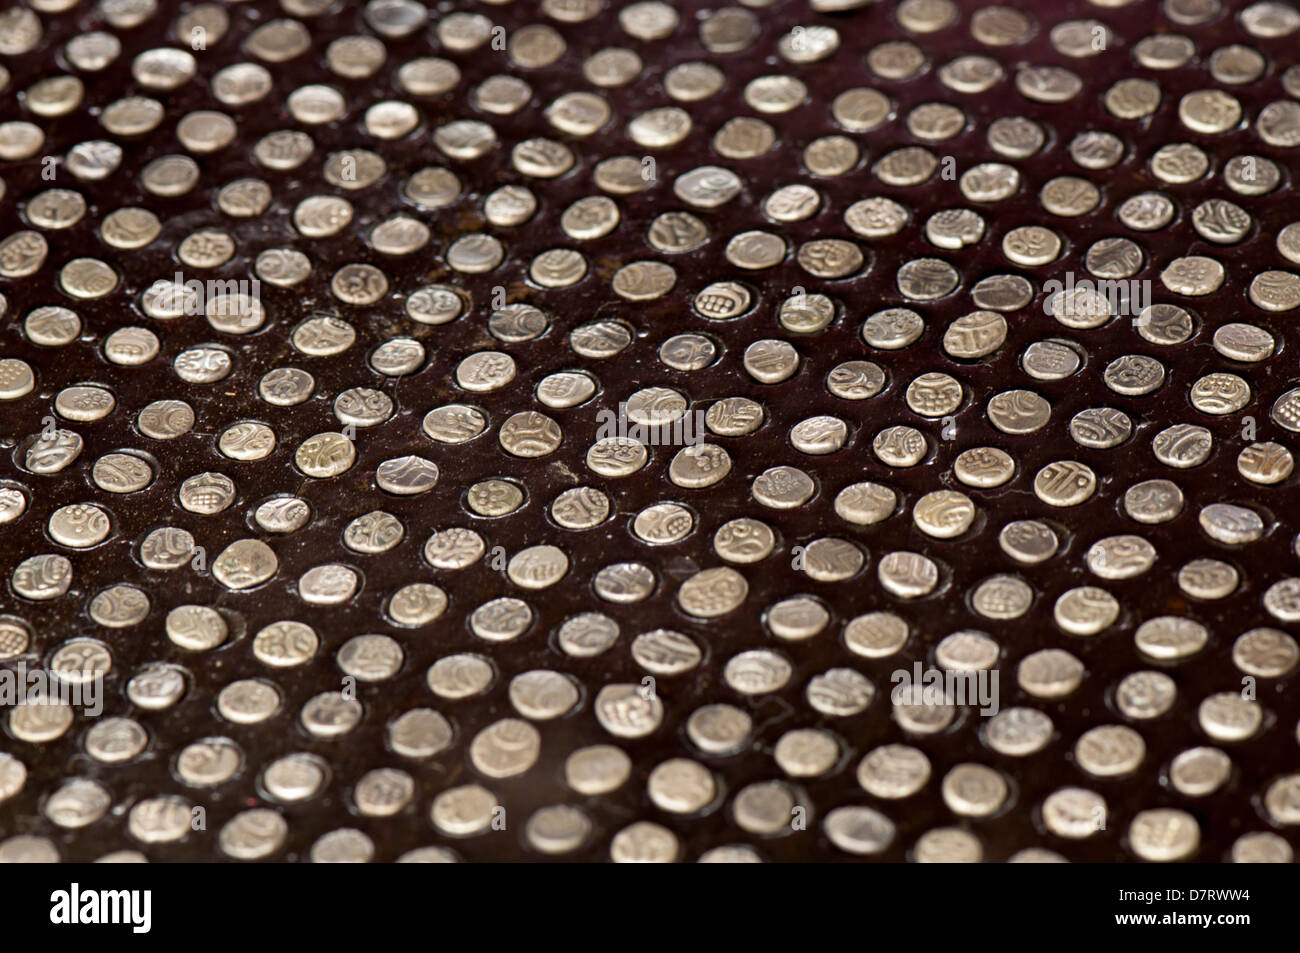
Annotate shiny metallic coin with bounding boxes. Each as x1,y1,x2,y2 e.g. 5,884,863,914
647,758,716,814
844,197,909,238
941,764,1008,817
1017,648,1085,698
24,306,81,347
83,717,147,765
1041,787,1106,839
1174,558,1238,601
985,708,1053,757
1249,270,1300,312
1052,586,1119,637
1168,746,1231,797
1198,502,1264,544
175,738,242,788
385,708,453,760
970,574,1033,620
128,797,193,845
1231,832,1292,863
873,426,928,467
253,496,310,534
26,429,83,475
0,616,29,659
343,511,404,555
1123,479,1184,524
179,471,237,515
877,551,939,598
103,326,160,365
1117,191,1175,231
1131,615,1208,660
48,503,110,548
337,634,402,683
560,745,631,798
1263,775,1300,826
547,613,616,661
218,809,287,860
1128,808,1201,861
165,605,228,651
125,663,186,711
253,620,319,668
1107,351,1170,392
935,630,999,672
137,400,194,440
297,563,360,606
1075,724,1146,777
174,346,232,385
1087,535,1158,580
997,521,1058,565
218,680,282,726
1198,692,1262,742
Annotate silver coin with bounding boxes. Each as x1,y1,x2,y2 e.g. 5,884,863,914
1117,191,1175,231
128,797,193,845
126,664,186,711
422,404,487,444
294,433,355,478
376,456,439,495
877,551,939,598
1022,341,1080,381
1177,559,1239,600
178,471,236,514
218,679,282,726
174,346,232,384
986,708,1053,756
1135,616,1208,660
1017,649,1085,698
253,620,319,668
428,654,495,699
1123,479,1184,524
556,613,618,658
1233,627,1299,677
260,748,325,800
337,634,403,683
1129,809,1200,861
466,480,524,517
1088,535,1157,580
387,583,448,628
469,718,541,778
1054,586,1120,636
12,553,72,600
387,708,452,759
942,764,1008,817
857,744,930,799
550,487,610,531
24,306,80,347
1198,502,1264,544
137,399,195,440
254,496,311,533
297,564,359,605
469,596,533,640
1231,832,1292,863
1264,775,1300,826
88,585,149,628
166,605,228,651
26,429,83,474
219,809,287,860
343,511,404,554
176,738,241,787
